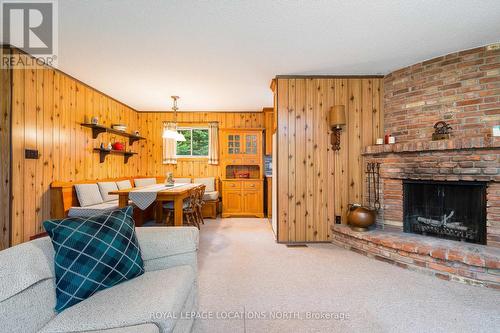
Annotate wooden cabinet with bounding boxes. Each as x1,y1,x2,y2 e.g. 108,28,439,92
221,180,264,218
220,129,264,218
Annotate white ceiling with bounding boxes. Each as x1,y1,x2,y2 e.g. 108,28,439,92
55,0,500,111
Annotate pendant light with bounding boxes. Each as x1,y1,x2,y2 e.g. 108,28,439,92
162,96,186,141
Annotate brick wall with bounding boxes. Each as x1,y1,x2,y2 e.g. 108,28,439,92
384,43,500,143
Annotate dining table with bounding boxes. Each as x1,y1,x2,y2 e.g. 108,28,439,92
109,183,203,226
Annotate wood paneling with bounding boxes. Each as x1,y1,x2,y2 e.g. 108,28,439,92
137,112,263,179
10,50,139,245
276,77,383,243
0,47,12,250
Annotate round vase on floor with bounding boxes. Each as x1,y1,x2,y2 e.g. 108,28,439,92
347,204,376,231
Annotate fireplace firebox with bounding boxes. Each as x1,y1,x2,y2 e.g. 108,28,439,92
403,180,487,245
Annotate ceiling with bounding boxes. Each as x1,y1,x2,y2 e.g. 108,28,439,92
54,0,500,111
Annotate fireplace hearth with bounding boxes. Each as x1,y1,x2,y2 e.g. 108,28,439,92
403,180,487,245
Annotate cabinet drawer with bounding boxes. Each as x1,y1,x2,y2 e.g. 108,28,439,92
223,182,242,190
226,158,242,165
243,181,262,190
243,157,260,165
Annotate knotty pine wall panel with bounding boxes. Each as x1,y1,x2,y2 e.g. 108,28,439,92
276,77,383,243
0,47,11,249
10,50,140,246
137,111,263,178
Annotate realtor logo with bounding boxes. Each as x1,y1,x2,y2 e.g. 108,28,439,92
1,0,58,58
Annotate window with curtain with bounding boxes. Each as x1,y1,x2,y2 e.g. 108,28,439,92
176,128,210,157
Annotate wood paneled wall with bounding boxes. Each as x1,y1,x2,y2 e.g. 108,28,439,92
0,47,12,249
10,50,140,246
137,112,263,178
276,77,383,243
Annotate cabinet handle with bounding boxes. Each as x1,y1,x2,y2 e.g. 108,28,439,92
250,184,255,187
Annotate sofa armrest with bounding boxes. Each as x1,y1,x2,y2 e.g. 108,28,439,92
135,227,199,272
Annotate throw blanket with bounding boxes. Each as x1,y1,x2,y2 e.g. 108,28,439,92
129,183,187,210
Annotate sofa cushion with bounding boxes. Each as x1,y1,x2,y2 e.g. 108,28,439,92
97,182,119,202
39,266,195,333
203,191,219,201
43,206,144,312
173,177,191,184
85,323,160,333
193,177,215,192
134,178,157,187
74,184,104,207
116,180,133,190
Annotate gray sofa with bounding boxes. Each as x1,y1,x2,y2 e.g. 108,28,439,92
0,227,199,333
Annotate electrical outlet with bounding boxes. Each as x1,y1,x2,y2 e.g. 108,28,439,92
335,216,342,224
25,149,39,159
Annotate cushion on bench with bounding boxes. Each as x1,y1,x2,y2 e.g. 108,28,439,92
68,201,121,218
116,180,133,190
97,182,119,202
173,177,192,184
134,178,157,187
203,191,219,201
193,177,215,192
74,184,104,207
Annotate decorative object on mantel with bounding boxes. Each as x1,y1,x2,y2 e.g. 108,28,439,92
346,162,380,232
432,121,452,141
328,105,346,150
112,141,125,151
388,135,395,144
376,138,384,145
91,116,99,125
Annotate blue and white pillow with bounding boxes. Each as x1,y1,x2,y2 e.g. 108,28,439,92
43,206,144,312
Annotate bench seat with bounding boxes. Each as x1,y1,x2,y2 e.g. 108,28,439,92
68,200,134,218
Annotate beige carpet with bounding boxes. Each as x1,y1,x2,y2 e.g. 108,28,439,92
192,218,499,333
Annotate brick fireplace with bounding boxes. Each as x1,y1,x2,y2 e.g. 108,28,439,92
331,43,500,288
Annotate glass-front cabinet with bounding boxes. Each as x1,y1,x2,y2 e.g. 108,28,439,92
227,134,242,155
222,130,261,161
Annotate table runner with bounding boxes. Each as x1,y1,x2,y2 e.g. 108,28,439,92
129,183,188,210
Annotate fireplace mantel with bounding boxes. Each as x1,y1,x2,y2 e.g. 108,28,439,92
363,136,500,156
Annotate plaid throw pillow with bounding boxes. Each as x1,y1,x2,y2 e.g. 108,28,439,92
43,206,144,312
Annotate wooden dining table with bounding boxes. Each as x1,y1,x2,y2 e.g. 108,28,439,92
109,183,203,226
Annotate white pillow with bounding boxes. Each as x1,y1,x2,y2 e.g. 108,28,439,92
97,182,119,202
173,177,192,184
74,184,104,207
193,177,215,192
134,178,157,187
116,180,132,190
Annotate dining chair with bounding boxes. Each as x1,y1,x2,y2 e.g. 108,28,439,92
163,185,205,229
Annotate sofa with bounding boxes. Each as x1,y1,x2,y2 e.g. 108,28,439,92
0,227,199,333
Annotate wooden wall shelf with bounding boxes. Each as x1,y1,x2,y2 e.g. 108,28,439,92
93,148,137,164
81,123,145,145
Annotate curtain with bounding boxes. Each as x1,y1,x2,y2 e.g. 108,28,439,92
163,122,177,165
208,122,219,165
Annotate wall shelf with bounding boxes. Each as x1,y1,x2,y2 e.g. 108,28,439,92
93,148,137,164
81,123,145,145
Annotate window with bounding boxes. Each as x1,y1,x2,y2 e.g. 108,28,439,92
176,128,210,157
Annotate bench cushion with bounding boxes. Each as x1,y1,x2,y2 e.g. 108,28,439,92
193,177,215,192
173,177,192,184
116,180,133,190
74,184,104,207
134,178,157,187
97,182,119,202
68,201,120,218
203,191,219,201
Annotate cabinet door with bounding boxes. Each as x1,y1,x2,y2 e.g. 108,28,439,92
244,134,258,155
227,134,242,155
223,190,242,213
243,190,263,214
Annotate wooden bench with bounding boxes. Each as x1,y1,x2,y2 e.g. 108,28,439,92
50,177,157,226
171,176,220,219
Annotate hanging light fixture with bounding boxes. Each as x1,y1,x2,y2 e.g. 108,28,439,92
162,96,186,141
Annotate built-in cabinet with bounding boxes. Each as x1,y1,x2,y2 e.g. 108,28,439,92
220,129,264,217
263,107,274,155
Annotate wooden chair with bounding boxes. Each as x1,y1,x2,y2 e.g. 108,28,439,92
163,185,206,229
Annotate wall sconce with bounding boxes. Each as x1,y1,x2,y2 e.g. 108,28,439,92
329,105,346,151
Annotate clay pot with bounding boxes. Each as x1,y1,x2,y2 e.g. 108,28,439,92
347,204,376,231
